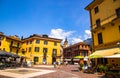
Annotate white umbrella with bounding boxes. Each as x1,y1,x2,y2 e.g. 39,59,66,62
103,54,120,58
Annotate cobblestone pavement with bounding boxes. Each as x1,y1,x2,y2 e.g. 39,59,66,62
31,65,100,78
0,65,104,78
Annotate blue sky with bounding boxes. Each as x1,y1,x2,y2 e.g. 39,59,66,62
0,0,92,44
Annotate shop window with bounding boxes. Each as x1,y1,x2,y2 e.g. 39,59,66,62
34,57,39,63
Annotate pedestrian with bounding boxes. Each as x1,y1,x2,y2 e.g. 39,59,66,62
53,61,56,68
58,61,61,69
65,61,68,66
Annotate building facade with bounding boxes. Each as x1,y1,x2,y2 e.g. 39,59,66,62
85,0,120,65
0,33,62,64
0,32,21,54
63,42,91,64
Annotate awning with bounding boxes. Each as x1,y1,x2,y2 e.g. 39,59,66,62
73,59,80,61
74,56,84,59
89,47,120,58
65,59,71,61
103,54,120,58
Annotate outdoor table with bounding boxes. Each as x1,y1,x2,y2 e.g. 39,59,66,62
0,63,5,69
110,67,120,72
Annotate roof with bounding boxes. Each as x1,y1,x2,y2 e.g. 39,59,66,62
64,42,89,49
85,0,104,10
22,34,62,42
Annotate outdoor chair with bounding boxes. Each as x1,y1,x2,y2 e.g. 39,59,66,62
0,63,5,69
86,65,98,74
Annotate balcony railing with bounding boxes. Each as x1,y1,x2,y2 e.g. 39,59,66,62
10,44,20,48
91,13,119,31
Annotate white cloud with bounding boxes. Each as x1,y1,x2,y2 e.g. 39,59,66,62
49,28,75,40
84,30,91,40
71,37,83,44
49,28,91,45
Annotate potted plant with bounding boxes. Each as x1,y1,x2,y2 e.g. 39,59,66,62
98,65,105,75
79,63,83,71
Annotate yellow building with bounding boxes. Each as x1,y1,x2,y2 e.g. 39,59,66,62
0,32,21,54
85,0,120,66
0,32,62,65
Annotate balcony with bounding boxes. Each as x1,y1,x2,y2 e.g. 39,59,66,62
91,13,120,32
10,44,20,49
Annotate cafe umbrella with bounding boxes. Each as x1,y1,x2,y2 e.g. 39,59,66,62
0,51,19,58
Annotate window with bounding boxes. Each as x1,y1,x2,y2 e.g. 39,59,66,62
17,43,20,47
52,49,57,55
10,41,13,46
94,6,99,14
44,40,48,45
26,48,27,52
16,49,18,54
0,37,3,40
22,51,25,55
82,52,87,57
36,39,40,44
0,41,1,46
43,48,47,63
26,41,28,45
98,33,103,44
96,19,101,27
119,26,120,32
29,47,31,52
35,47,39,52
43,48,47,53
34,57,39,62
30,40,32,44
3,48,5,51
116,8,120,18
54,42,57,46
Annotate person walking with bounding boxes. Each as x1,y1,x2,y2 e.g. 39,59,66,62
58,61,61,69
53,61,56,68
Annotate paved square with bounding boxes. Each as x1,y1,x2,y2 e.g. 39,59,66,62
0,68,55,78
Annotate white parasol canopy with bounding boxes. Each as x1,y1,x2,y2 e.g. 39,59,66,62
103,54,120,58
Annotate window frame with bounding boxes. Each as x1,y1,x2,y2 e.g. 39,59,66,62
54,42,57,46
116,8,120,18
94,6,99,14
29,47,31,52
35,47,39,52
98,32,103,44
44,40,48,45
96,19,101,27
36,39,40,44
